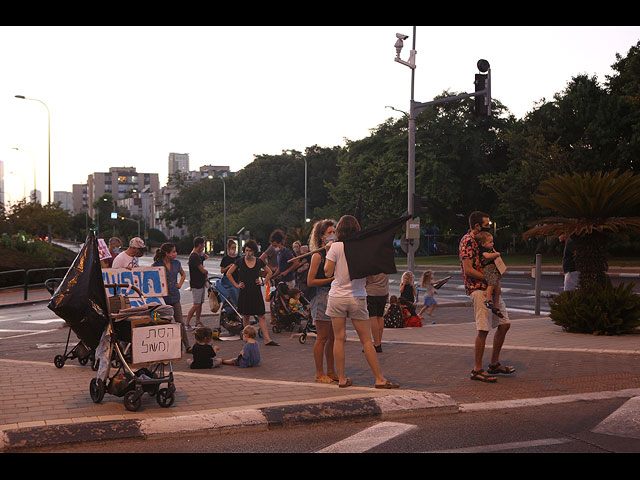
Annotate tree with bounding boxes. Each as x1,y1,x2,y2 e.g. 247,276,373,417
522,170,640,287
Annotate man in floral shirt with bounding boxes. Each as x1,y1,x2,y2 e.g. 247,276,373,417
459,211,514,383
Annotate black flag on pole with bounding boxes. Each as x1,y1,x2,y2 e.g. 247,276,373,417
343,214,412,280
48,230,110,349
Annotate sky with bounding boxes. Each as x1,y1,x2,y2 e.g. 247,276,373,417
1,25,639,206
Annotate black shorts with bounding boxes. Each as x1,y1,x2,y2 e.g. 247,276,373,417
366,295,388,317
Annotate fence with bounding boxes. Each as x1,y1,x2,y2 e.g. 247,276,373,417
0,266,70,301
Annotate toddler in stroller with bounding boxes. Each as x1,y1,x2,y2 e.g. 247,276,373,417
270,281,309,333
209,275,262,338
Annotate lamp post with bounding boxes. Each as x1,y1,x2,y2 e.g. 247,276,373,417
394,27,418,273
14,95,51,205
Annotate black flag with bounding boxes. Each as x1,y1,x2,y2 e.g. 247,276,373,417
342,214,412,280
48,230,110,349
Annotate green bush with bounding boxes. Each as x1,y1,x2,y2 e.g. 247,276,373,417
549,278,640,335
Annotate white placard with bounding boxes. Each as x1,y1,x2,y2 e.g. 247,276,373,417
131,323,182,366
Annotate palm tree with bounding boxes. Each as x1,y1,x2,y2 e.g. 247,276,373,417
522,169,640,287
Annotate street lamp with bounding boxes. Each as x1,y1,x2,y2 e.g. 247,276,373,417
393,27,418,273
14,95,51,205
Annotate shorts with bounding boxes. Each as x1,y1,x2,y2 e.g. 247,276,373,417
470,289,509,331
366,295,388,317
325,295,369,320
423,296,437,306
191,287,206,305
311,287,331,322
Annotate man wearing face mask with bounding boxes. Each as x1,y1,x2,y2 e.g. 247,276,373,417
459,211,514,383
101,237,122,269
111,237,146,270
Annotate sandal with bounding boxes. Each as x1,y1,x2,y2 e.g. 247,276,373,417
488,363,515,375
315,374,335,384
338,378,353,388
470,369,497,383
375,380,400,389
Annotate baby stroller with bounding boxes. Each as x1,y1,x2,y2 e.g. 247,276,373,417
269,281,309,334
47,277,97,370
208,275,262,338
90,283,178,412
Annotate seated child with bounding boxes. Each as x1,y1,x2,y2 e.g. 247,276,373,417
222,325,260,368
475,231,504,318
383,295,404,328
189,327,222,369
287,287,308,318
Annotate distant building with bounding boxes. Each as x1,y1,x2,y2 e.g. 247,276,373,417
168,153,189,177
30,189,42,205
53,191,72,211
72,183,89,214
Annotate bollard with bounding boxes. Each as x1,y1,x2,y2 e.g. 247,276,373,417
535,254,542,315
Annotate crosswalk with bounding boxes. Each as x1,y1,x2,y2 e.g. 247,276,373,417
314,396,640,453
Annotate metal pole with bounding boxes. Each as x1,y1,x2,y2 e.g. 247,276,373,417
304,157,307,223
223,175,227,249
407,26,417,274
535,253,542,315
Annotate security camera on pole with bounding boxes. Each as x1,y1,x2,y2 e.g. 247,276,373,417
393,27,492,273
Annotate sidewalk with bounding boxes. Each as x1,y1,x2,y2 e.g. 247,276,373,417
1,294,639,451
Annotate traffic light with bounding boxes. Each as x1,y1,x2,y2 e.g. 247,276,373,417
412,193,429,217
474,59,491,117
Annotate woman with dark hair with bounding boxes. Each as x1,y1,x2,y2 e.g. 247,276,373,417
219,238,240,306
307,218,338,383
226,240,279,346
152,242,191,353
324,215,399,389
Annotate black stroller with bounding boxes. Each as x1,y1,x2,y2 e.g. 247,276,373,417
90,283,178,411
269,281,311,334
208,275,262,338
47,277,97,370
48,231,178,412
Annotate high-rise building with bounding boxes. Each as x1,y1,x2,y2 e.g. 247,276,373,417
54,191,73,212
168,153,189,177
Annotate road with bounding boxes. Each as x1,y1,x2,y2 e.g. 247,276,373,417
17,396,640,453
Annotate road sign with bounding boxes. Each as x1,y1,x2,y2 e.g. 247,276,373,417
400,233,419,254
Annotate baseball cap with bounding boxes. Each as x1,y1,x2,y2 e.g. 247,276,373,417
129,237,146,249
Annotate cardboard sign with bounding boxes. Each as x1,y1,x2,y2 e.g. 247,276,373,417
103,267,168,307
495,256,507,276
131,322,182,366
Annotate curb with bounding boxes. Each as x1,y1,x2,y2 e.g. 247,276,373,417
0,391,457,451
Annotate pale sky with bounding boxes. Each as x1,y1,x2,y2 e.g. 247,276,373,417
1,25,639,206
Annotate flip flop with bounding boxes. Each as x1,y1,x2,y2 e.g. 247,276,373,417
375,380,400,389
338,378,352,388
470,369,497,383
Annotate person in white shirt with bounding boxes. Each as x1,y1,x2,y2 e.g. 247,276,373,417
111,237,146,270
324,215,399,390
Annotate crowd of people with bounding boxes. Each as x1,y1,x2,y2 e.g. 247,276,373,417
101,209,526,387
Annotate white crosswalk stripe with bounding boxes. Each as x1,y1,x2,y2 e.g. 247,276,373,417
316,421,417,453
592,396,640,439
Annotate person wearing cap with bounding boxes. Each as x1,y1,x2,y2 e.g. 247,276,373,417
111,237,146,270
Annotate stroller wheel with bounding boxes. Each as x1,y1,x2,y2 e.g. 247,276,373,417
272,325,281,334
299,333,307,344
124,390,142,412
54,354,65,369
157,388,175,408
90,378,106,403
78,356,89,366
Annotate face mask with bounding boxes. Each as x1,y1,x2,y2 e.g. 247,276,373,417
481,226,492,233
273,247,280,253
112,247,121,253
293,247,301,254
324,234,336,244
229,249,236,256
168,251,178,260
245,251,254,258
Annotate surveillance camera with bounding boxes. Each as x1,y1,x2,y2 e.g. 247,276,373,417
396,33,409,40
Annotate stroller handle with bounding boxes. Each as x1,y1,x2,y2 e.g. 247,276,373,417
104,283,144,298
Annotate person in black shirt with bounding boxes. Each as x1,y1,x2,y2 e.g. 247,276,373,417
189,327,222,369
220,238,240,305
186,236,209,329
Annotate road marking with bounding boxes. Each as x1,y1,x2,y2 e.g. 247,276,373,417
591,396,640,440
316,421,417,453
22,319,65,325
424,437,572,453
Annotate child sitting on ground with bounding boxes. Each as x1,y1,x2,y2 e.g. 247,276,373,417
287,287,308,318
418,270,438,319
222,325,261,368
188,326,222,369
475,231,504,318
383,295,404,328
